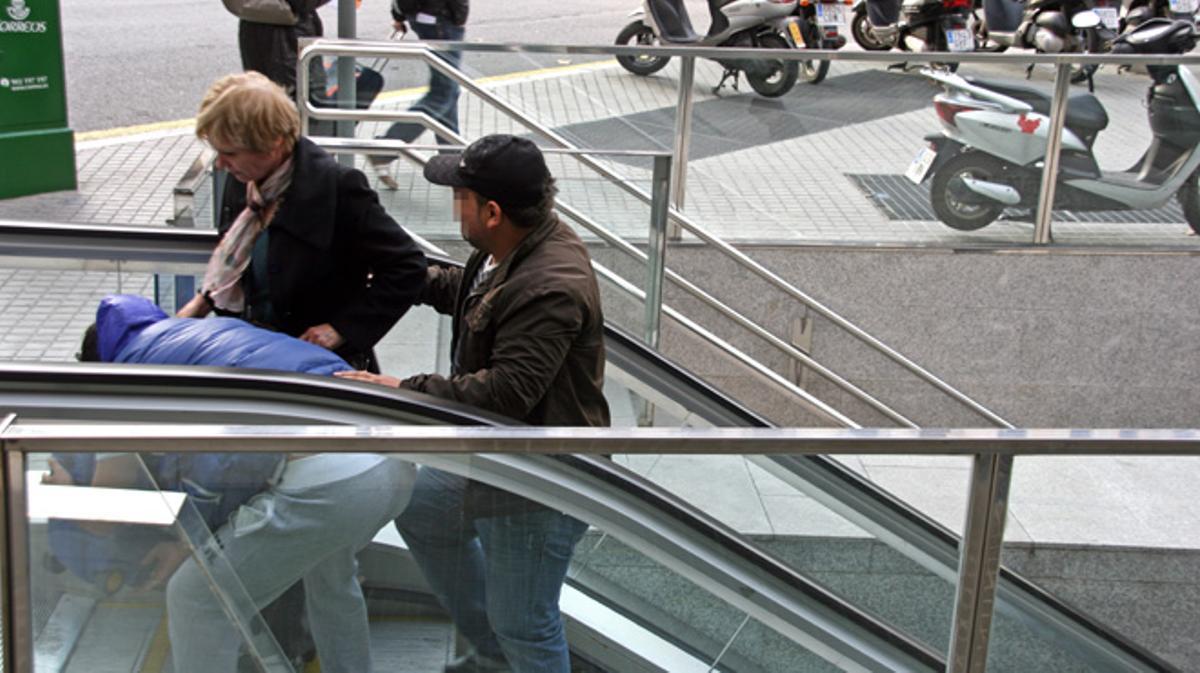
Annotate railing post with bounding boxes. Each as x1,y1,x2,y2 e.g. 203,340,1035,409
0,415,31,673
947,453,1015,673
645,154,672,350
335,0,359,166
1032,62,1072,245
670,57,696,240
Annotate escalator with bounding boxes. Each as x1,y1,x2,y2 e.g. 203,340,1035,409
0,219,1177,671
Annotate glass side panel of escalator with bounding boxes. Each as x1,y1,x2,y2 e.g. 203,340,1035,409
22,441,925,673
27,450,296,673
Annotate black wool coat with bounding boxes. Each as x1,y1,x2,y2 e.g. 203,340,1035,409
217,137,427,364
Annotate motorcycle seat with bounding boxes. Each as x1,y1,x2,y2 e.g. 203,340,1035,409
648,0,703,42
966,77,1109,135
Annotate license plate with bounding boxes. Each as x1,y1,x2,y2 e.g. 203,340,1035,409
787,17,805,45
816,3,848,27
906,146,938,184
945,27,974,52
1169,0,1198,13
1094,6,1119,28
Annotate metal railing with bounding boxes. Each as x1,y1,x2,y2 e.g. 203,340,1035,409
2,421,1196,673
295,39,1015,430
298,40,1200,428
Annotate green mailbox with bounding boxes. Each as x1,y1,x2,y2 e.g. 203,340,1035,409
0,0,75,199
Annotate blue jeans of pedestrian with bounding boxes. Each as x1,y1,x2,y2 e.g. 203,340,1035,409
395,467,589,673
382,18,464,144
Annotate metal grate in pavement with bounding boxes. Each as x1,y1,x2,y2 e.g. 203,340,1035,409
850,173,1188,225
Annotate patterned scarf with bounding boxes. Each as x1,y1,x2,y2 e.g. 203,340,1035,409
201,155,294,313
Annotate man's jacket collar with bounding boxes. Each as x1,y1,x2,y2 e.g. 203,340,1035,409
472,213,559,292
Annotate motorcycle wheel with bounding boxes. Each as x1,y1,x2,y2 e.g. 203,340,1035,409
615,21,670,76
800,21,831,84
852,8,892,51
746,33,800,97
930,153,1007,231
1178,169,1200,235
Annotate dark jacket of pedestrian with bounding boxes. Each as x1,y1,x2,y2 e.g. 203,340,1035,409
238,0,328,96
217,136,427,369
391,0,468,26
405,213,608,428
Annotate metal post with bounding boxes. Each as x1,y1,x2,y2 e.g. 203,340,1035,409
0,415,10,673
645,154,673,349
1032,62,1072,245
947,453,1015,673
335,0,359,164
669,57,696,240
1,425,31,673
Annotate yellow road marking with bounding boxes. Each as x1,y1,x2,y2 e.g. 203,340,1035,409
138,615,171,673
76,58,617,143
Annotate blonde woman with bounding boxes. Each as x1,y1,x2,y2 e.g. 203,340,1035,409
178,71,426,372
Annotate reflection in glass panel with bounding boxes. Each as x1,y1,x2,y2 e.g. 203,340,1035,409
27,448,452,672
29,450,293,672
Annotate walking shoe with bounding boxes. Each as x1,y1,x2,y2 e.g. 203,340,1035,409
443,651,511,673
368,155,399,191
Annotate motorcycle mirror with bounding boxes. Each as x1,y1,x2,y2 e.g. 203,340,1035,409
1072,10,1101,29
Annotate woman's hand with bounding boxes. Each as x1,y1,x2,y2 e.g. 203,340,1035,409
176,292,213,319
300,323,345,350
334,370,402,388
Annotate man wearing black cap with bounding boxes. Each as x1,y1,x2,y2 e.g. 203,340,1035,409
338,134,609,673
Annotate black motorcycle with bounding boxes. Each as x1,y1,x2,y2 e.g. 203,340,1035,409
1123,0,1198,31
983,0,1119,84
855,0,997,51
792,0,851,84
854,0,978,66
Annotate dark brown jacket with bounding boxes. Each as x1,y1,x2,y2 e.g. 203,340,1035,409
402,214,610,516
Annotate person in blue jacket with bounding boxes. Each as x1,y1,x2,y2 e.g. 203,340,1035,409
76,294,414,673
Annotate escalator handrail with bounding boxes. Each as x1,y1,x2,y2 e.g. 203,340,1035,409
0,363,944,671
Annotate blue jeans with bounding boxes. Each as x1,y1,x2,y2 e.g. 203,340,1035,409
382,18,464,144
396,467,588,673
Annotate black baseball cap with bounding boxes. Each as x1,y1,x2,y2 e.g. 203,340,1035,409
423,134,551,209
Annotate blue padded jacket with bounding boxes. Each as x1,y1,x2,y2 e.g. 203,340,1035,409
97,294,352,375
93,294,352,528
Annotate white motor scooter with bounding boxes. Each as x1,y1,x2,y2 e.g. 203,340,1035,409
906,18,1200,233
614,0,803,97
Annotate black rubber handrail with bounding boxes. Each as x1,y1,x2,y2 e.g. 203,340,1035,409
0,362,942,669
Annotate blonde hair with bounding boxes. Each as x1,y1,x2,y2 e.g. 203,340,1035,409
195,71,300,153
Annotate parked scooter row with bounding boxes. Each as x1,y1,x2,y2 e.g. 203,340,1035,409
851,0,1196,83
906,19,1200,234
614,0,854,96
